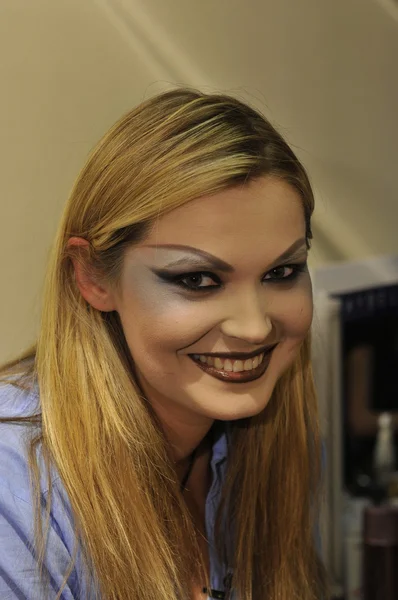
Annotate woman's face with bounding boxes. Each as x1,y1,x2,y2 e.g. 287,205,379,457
112,176,313,423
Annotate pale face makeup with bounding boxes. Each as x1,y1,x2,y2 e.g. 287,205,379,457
111,176,313,435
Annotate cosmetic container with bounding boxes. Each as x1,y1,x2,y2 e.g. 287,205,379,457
362,492,398,600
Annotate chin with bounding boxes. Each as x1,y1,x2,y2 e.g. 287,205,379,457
201,393,273,422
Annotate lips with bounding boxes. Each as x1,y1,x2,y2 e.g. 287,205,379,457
189,344,277,384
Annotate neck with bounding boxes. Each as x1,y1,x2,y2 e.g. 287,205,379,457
158,407,214,463
137,379,215,488
154,407,214,489
137,375,215,462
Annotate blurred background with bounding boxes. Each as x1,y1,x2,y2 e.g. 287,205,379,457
0,1,397,597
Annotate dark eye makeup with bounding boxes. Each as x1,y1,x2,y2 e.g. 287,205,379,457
153,262,308,293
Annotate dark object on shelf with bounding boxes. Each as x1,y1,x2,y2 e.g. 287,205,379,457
362,492,398,600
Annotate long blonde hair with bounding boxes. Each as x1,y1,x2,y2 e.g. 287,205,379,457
1,89,327,599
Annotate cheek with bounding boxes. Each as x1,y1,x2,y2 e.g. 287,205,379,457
117,290,215,356
270,286,312,374
274,283,313,341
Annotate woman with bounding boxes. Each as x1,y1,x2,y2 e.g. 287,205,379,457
0,89,327,599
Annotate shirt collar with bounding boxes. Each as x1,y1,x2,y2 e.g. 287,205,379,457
210,422,229,467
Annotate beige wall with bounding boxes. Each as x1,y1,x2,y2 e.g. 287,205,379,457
1,0,397,362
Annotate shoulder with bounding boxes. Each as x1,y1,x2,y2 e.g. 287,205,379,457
0,378,75,515
0,382,85,598
0,381,46,501
0,379,39,418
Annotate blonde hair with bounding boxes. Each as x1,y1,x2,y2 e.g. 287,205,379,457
1,89,327,599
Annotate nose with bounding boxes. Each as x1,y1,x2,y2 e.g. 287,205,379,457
219,289,273,345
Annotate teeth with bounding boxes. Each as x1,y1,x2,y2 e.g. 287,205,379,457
214,357,223,369
233,360,244,372
224,359,233,372
243,359,253,371
193,353,266,372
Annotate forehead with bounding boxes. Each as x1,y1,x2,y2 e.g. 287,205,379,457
141,177,306,259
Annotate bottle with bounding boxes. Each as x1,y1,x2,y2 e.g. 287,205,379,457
373,413,395,488
344,492,370,600
362,487,398,600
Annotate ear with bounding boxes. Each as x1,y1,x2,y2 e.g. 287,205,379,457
67,237,118,312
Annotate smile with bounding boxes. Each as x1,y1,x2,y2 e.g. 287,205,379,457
189,345,277,384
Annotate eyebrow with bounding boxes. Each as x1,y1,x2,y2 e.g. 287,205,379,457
144,238,308,272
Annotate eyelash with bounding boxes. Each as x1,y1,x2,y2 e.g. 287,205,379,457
159,263,307,293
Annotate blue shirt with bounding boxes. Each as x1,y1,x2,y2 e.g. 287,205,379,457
0,383,232,599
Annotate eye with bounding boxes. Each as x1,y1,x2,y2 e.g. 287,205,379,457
153,268,222,292
263,263,307,282
178,272,220,291
264,266,294,280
